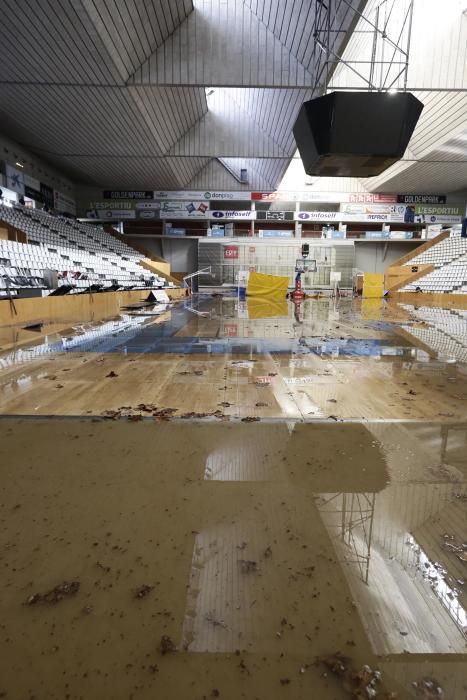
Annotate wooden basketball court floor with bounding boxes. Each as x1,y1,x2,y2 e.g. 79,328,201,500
0,297,466,421
0,296,466,700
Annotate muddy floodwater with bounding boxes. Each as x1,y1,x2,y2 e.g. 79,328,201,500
0,297,466,698
0,419,466,700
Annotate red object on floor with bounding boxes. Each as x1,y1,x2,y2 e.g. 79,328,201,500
291,276,304,301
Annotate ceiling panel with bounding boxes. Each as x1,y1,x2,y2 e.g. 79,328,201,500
129,0,315,87
47,155,210,189
0,0,121,84
81,0,194,81
220,157,288,190
0,0,365,191
222,88,312,155
367,130,467,195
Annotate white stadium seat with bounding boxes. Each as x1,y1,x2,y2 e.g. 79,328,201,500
401,232,467,294
0,205,172,294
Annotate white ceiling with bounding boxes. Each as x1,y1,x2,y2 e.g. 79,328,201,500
0,0,364,190
331,0,467,195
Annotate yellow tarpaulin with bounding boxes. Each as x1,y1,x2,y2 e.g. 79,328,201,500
361,298,384,319
362,272,384,299
246,271,288,298
246,297,288,319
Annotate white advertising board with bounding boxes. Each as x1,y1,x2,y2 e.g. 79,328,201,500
211,210,256,220
95,209,136,220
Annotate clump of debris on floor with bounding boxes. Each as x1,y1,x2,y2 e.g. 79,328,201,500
316,652,398,698
412,677,445,699
25,581,80,605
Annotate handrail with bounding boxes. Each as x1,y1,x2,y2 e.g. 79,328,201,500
183,267,213,283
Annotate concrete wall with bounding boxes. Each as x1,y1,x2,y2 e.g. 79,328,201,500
125,236,199,275
354,242,421,274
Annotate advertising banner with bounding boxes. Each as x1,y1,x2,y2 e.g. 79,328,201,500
54,190,77,215
295,211,340,221
365,231,390,240
5,165,25,194
136,209,159,220
258,230,294,238
160,201,209,218
252,191,347,203
389,231,414,240
414,205,462,215
208,228,225,237
257,211,295,221
397,194,446,204
297,209,462,224
341,203,406,217
348,193,397,203
89,200,160,212
135,201,161,210
92,209,136,220
224,245,239,259
253,191,399,204
413,214,462,224
154,190,251,201
104,191,154,199
211,210,255,220
90,201,133,210
166,228,186,236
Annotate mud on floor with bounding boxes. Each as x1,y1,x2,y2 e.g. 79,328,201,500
0,419,466,699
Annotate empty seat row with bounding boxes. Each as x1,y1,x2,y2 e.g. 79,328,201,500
0,204,177,292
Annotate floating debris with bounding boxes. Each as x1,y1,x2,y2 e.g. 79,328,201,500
239,560,258,574
153,408,178,418
26,581,80,606
205,611,228,629
412,678,445,699
136,403,157,413
134,584,154,599
317,653,395,699
102,410,121,420
159,635,176,655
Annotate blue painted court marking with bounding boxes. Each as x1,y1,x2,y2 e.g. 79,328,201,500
7,296,418,357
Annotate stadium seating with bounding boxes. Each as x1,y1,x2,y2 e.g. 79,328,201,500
401,305,467,363
400,232,467,294
0,204,175,296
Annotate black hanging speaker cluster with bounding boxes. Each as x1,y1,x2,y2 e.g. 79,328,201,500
293,91,423,178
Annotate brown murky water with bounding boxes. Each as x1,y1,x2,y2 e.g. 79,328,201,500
0,297,466,698
0,419,465,699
